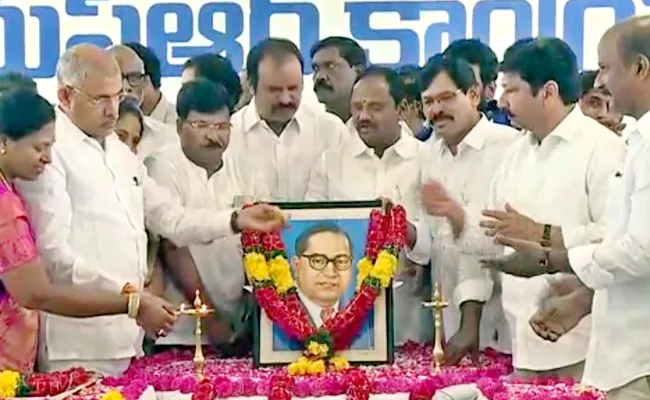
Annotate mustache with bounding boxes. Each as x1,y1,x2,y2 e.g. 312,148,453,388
314,80,333,92
431,113,454,123
272,103,297,112
355,120,376,130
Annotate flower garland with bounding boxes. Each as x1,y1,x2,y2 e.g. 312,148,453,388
241,204,407,375
0,367,91,398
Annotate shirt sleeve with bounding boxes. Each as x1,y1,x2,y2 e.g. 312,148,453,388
141,164,236,247
562,136,626,248
0,197,39,274
15,152,110,288
569,139,650,289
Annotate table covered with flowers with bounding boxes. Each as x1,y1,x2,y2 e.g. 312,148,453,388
0,343,604,400
0,343,592,400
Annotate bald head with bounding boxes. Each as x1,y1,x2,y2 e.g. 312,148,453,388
56,43,120,88
604,15,650,69
107,44,146,105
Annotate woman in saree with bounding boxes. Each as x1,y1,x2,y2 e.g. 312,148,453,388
0,89,177,373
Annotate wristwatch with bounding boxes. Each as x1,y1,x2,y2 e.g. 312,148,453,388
230,210,242,234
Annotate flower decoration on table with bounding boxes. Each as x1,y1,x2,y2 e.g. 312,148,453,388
241,203,407,375
106,344,603,400
0,367,92,398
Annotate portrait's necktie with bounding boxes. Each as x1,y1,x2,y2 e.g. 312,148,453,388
320,307,335,322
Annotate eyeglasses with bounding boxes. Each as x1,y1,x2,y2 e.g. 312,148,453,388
71,87,126,106
301,253,352,271
185,120,232,133
122,72,146,87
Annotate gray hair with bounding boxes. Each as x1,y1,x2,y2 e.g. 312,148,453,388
56,45,91,88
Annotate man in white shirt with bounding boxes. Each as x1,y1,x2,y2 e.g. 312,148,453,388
146,78,268,354
478,38,626,379
107,44,178,160
306,66,432,345
482,15,650,399
228,38,348,202
406,55,518,364
16,44,287,376
124,42,177,125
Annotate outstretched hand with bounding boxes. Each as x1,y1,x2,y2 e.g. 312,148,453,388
236,204,288,232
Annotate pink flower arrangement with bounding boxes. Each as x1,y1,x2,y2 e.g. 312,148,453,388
99,343,604,400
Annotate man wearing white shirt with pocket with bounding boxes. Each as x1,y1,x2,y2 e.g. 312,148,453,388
146,79,269,354
482,16,650,399
16,44,286,376
306,66,432,345
406,55,519,365
478,38,626,379
228,38,348,202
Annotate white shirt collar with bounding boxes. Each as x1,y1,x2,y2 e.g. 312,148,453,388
242,99,307,134
296,288,339,327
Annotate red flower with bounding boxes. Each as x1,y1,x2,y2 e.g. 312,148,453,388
256,287,316,340
346,369,371,400
269,375,294,400
241,230,262,249
325,285,380,349
191,380,215,400
26,367,91,397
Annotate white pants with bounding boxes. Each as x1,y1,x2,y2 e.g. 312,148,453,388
39,357,131,377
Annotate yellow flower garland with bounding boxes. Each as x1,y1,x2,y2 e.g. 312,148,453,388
356,250,398,289
101,390,126,400
0,370,21,398
244,252,296,294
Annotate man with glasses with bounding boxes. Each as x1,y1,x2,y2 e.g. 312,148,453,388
145,78,269,356
293,224,354,326
107,44,178,161
16,44,287,375
406,54,518,365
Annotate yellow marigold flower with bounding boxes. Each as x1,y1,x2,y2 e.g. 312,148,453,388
288,356,311,375
307,359,326,375
329,356,350,371
244,252,270,282
306,341,329,358
369,251,397,288
268,256,295,294
101,390,126,400
0,370,20,398
356,257,374,289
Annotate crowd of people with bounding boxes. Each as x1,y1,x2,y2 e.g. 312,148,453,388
0,13,648,400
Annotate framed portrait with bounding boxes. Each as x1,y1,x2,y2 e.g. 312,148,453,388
252,200,395,367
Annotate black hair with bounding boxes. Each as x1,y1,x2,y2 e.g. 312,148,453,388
118,97,145,136
500,37,580,105
443,38,498,85
294,223,353,256
355,65,406,106
246,38,304,89
309,36,367,69
176,78,231,120
0,72,37,95
0,89,55,140
502,37,535,63
396,65,422,103
124,42,162,89
183,54,242,111
579,70,600,97
419,54,478,93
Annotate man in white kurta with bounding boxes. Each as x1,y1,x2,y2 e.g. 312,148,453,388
485,18,650,398
481,38,626,378
145,79,269,346
306,66,432,345
407,55,519,364
227,38,347,202
16,44,286,376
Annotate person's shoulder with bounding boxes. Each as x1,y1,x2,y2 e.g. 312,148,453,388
482,120,521,146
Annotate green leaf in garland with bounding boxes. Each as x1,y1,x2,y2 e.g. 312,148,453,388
16,375,32,397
